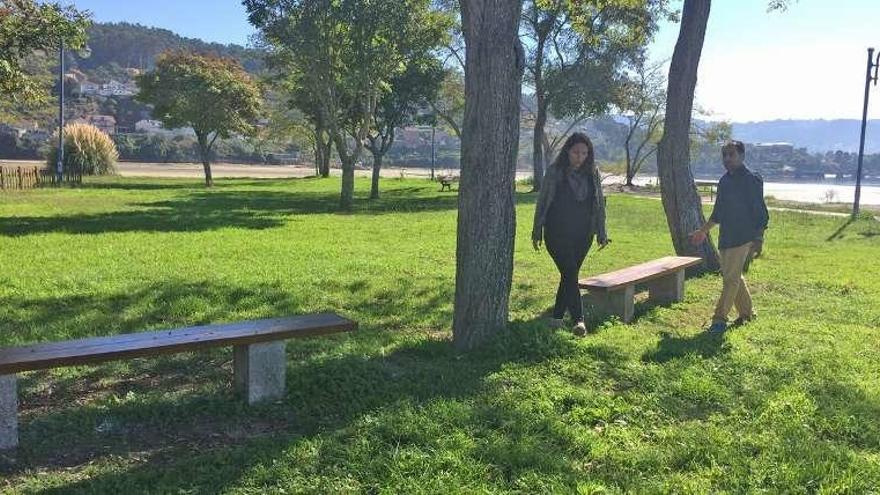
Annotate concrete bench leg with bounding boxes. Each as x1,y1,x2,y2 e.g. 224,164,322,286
647,270,685,304
586,285,635,323
233,341,286,405
0,374,17,450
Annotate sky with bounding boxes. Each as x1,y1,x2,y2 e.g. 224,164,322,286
67,0,880,122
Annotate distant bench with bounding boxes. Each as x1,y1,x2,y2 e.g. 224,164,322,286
579,256,703,323
438,174,459,192
695,180,718,201
0,313,357,450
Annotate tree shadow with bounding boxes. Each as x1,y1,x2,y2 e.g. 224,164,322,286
0,188,465,237
0,276,579,484
1,315,581,493
827,218,856,241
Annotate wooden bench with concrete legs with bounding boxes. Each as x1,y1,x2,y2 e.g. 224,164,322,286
0,313,357,450
579,256,703,323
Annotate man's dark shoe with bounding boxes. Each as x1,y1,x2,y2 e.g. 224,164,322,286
707,321,728,334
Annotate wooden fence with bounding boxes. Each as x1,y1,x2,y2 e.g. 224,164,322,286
0,165,82,190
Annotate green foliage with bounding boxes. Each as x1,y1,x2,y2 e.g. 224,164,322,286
45,122,118,175
136,51,262,143
0,0,90,102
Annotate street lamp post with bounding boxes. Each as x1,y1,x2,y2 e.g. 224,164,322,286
56,40,65,184
431,124,436,181
854,47,880,218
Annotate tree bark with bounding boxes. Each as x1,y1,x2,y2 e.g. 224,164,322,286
196,132,214,187
454,0,524,351
657,0,719,271
369,145,382,200
531,36,547,192
328,128,357,210
316,124,331,178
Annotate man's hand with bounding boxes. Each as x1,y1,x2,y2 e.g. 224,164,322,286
689,229,707,245
751,238,764,258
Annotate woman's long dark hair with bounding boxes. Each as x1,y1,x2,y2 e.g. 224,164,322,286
551,132,595,174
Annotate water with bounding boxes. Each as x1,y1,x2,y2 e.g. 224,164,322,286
617,175,880,206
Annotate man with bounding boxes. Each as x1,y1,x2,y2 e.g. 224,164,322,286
690,140,769,334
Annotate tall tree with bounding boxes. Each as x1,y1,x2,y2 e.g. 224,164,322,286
453,0,524,351
137,51,262,187
656,0,718,269
247,0,444,210
0,0,90,103
366,58,444,199
430,68,465,139
621,60,666,186
657,0,791,269
522,0,671,191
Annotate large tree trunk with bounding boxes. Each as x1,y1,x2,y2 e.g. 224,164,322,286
657,0,719,271
454,0,524,351
328,129,357,210
320,136,331,177
531,37,547,192
369,149,382,200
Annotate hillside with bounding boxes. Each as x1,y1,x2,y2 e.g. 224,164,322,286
731,119,880,154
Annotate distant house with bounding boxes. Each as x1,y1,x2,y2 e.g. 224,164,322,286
133,119,195,137
23,129,51,143
134,119,164,133
78,81,100,95
72,115,117,135
0,124,25,138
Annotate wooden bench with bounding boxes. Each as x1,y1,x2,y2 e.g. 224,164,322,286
0,313,357,450
438,175,459,192
579,256,702,323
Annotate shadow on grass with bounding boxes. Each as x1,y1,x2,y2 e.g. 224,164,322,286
0,180,539,237
0,277,575,489
827,218,856,241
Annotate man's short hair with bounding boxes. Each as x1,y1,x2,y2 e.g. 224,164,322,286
722,140,745,156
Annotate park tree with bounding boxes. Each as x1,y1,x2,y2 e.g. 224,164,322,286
366,57,444,199
521,0,672,191
136,51,262,187
452,0,524,351
0,0,90,103
430,68,465,139
621,60,666,186
246,0,448,210
657,0,789,270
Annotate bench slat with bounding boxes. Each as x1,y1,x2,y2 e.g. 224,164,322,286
579,256,702,292
0,313,357,374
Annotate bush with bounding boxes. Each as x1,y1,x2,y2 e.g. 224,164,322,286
46,123,118,175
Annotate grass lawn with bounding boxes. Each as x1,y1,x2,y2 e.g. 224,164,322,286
1,176,879,493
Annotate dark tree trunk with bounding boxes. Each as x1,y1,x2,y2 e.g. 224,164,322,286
531,36,547,192
454,0,524,351
625,134,635,186
316,124,331,178
329,129,356,210
657,0,719,271
370,149,382,200
196,132,214,187
320,136,332,178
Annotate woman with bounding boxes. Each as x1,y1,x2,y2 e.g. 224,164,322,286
532,132,610,336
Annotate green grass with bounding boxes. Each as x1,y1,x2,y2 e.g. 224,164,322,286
1,176,879,493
